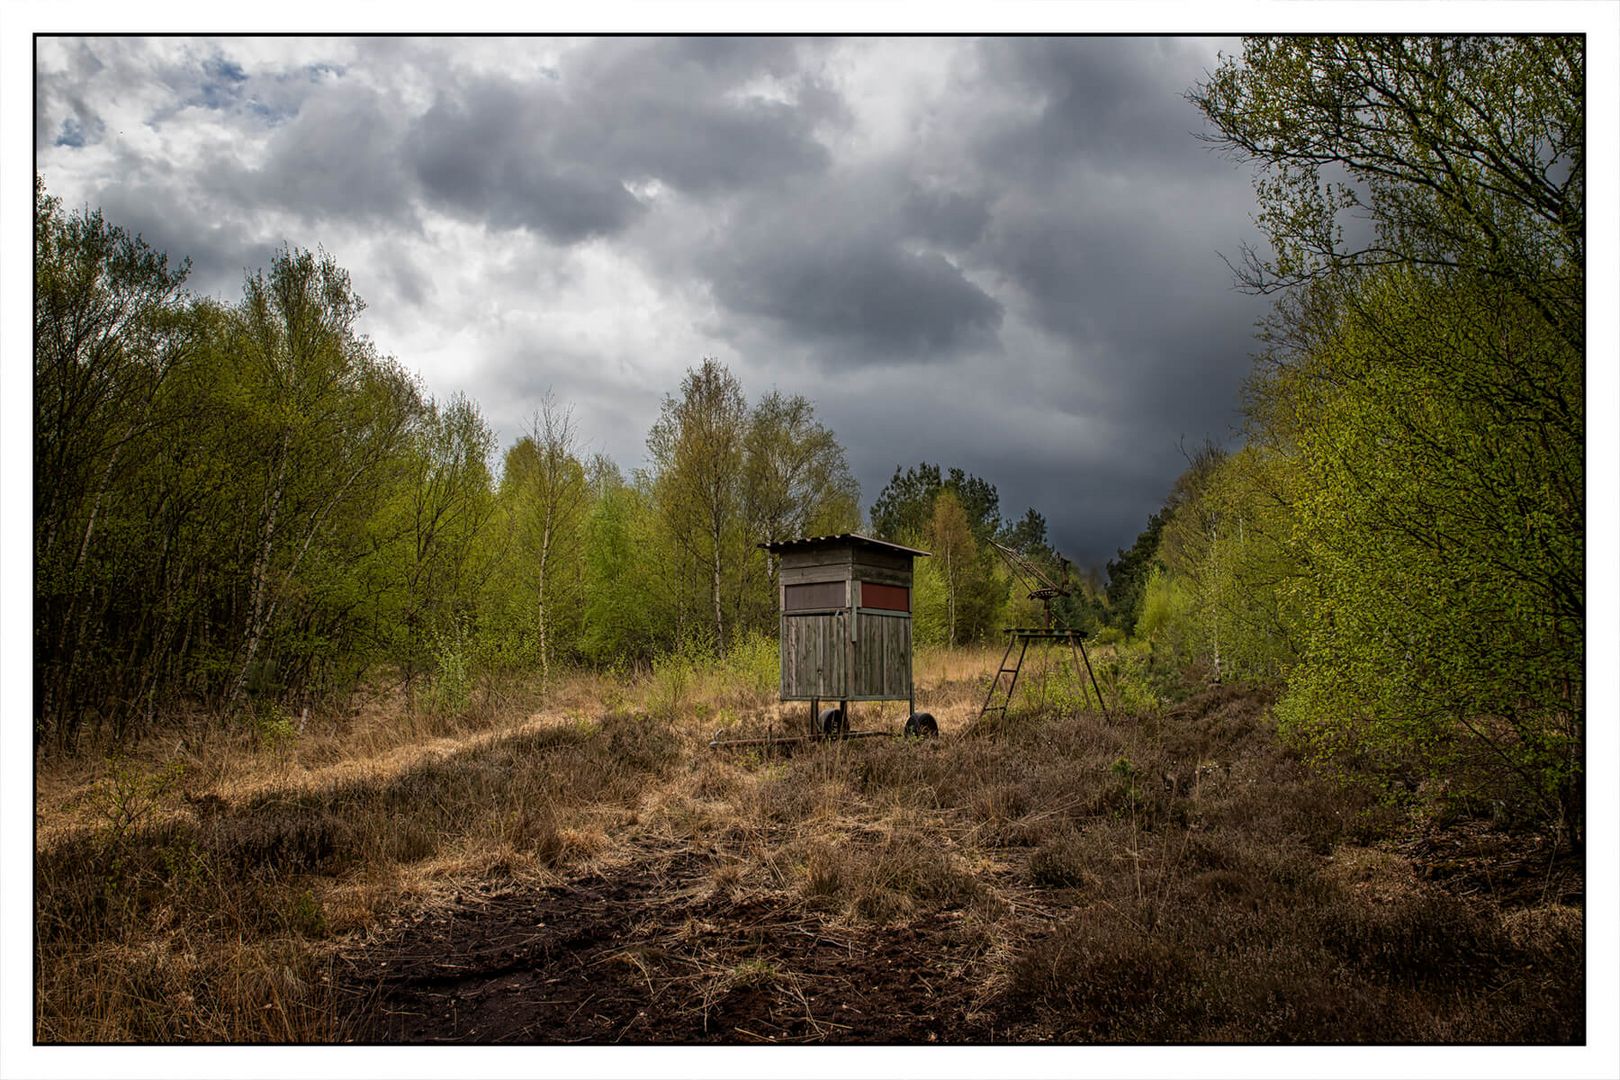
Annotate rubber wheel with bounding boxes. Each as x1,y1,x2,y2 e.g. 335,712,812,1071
818,707,847,739
904,712,939,738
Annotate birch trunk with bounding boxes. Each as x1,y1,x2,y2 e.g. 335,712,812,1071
537,507,553,689
711,517,725,653
226,441,289,709
52,446,122,737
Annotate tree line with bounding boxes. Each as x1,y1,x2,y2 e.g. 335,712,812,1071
34,177,1100,750
1109,37,1583,841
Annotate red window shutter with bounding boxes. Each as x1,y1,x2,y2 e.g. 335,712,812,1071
860,582,909,611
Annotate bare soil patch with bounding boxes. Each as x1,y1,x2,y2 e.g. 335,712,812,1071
338,842,1017,1043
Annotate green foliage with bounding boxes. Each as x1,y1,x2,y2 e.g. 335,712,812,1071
909,555,947,648
647,358,864,655
34,178,200,745
999,507,1048,553
484,398,589,685
577,476,667,666
918,490,1005,646
1146,445,1305,683
1169,36,1586,835
718,629,780,701
646,358,750,653
32,218,888,744
286,888,327,938
1267,267,1581,828
421,620,477,718
1190,36,1582,343
873,467,1082,646
35,187,423,740
253,705,300,756
1091,642,1178,713
381,393,497,687
645,638,706,723
1104,511,1166,634
744,389,863,635
93,756,187,841
744,390,862,544
1135,567,1195,658
870,462,1001,545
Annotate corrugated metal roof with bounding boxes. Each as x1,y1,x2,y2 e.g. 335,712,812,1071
759,532,931,558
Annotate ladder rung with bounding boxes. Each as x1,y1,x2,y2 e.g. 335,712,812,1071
999,668,1019,674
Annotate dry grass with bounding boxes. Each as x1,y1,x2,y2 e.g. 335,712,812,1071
34,652,1582,1043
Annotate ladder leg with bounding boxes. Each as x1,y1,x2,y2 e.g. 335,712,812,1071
1064,635,1091,711
1002,638,1029,713
1072,633,1109,719
978,635,1017,719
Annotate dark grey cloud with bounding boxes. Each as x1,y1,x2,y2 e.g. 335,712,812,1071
92,176,284,301
405,37,838,242
675,36,1263,561
976,37,1229,176
702,217,1003,361
408,80,645,243
231,79,415,224
901,186,992,249
984,207,1265,391
558,37,843,194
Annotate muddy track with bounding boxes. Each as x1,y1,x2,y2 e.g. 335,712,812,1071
336,845,1029,1043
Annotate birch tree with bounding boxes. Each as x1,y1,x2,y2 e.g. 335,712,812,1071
741,390,861,633
222,247,416,710
500,395,587,687
647,358,748,652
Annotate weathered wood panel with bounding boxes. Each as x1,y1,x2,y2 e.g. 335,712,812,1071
781,563,854,586
781,612,847,698
855,611,911,698
859,547,913,572
779,549,854,574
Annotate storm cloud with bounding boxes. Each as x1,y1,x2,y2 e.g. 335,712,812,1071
34,35,1270,568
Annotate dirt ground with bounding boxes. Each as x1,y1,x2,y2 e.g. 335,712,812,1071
336,836,1582,1044
337,841,1019,1043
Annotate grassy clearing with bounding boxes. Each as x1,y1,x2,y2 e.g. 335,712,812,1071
34,648,1581,1042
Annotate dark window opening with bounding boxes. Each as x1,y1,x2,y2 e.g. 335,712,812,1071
785,581,845,610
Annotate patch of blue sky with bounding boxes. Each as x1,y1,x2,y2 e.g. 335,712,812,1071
54,115,100,148
204,56,247,83
244,97,298,125
193,56,247,111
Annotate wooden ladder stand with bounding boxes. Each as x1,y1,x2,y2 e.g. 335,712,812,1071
977,627,1109,721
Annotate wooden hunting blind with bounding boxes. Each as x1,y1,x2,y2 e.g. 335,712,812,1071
761,533,933,737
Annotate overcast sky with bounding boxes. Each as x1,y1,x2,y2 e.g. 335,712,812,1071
34,35,1272,568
